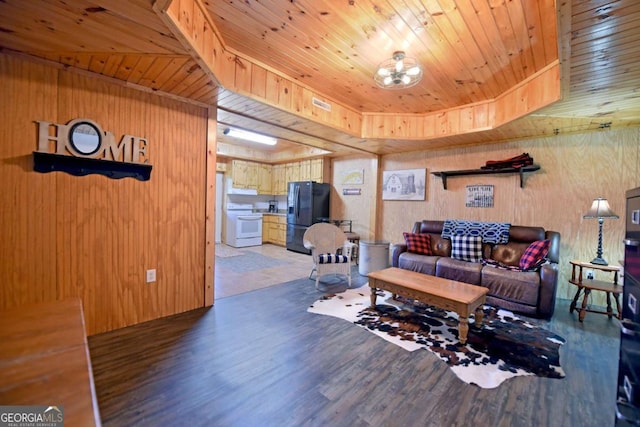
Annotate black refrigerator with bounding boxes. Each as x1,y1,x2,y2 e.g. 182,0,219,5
286,181,330,254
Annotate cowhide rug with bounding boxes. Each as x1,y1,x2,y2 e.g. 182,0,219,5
308,288,566,389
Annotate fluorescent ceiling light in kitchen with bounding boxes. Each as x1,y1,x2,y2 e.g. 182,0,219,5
223,128,277,146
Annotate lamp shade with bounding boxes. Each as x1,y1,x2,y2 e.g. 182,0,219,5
583,198,619,219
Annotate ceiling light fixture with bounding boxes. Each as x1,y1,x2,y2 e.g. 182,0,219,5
223,128,277,146
374,51,423,90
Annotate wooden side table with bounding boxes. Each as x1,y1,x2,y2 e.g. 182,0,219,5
569,260,623,322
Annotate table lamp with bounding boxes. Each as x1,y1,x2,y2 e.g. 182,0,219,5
583,197,619,265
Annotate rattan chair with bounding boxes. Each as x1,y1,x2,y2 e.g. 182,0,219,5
303,223,356,289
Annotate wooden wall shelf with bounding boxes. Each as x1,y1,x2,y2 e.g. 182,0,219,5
431,164,540,189
33,152,152,181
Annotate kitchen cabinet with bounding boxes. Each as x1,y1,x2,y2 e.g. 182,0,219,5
230,159,326,195
257,164,272,195
286,162,300,184
310,158,324,182
230,159,256,189
272,164,286,195
299,160,311,181
262,214,286,246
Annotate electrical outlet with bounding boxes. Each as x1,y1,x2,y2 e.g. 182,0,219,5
586,269,594,280
146,269,156,283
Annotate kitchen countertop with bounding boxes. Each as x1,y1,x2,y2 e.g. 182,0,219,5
260,211,286,216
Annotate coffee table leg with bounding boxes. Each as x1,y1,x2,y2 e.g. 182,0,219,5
370,286,377,308
474,306,484,328
458,317,469,345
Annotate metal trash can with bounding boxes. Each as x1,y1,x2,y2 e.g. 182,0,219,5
359,240,390,276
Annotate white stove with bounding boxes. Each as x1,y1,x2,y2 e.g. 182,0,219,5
225,203,263,247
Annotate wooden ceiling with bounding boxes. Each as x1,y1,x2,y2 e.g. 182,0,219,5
0,0,638,161
208,0,558,114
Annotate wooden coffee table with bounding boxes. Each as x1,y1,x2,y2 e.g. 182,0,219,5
367,267,489,344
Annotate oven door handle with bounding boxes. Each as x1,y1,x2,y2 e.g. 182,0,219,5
237,216,262,221
623,238,640,246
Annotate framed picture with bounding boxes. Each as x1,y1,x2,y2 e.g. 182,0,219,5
341,168,364,185
382,168,426,201
466,184,494,207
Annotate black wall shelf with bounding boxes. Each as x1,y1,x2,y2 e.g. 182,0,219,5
431,164,540,190
33,152,152,181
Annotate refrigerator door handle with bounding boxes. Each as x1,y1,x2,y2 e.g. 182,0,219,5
624,238,640,246
295,186,300,219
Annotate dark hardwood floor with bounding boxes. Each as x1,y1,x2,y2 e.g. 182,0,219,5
88,269,620,426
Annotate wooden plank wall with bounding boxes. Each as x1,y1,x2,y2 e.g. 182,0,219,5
333,127,640,306
0,53,208,334
330,155,379,241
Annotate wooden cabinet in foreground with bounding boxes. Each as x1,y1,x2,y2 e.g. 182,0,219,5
262,214,286,246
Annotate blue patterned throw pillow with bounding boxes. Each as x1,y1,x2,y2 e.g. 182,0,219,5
442,219,510,244
451,235,483,263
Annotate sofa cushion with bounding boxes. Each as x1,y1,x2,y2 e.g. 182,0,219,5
481,267,540,306
403,232,432,255
519,239,551,271
398,252,439,276
482,259,522,271
436,257,483,284
490,242,531,267
451,235,483,262
430,234,452,257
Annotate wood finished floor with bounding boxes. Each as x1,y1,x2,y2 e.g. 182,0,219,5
89,245,620,427
214,243,314,299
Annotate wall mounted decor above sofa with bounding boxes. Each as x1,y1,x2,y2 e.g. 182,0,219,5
33,118,152,181
382,168,426,200
392,219,560,319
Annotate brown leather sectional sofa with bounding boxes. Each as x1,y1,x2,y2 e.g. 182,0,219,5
391,220,561,319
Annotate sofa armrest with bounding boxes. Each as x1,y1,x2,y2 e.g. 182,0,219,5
545,230,561,263
538,262,559,319
391,243,408,267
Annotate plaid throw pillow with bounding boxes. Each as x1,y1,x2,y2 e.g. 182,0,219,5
403,232,432,255
451,235,483,263
519,240,550,270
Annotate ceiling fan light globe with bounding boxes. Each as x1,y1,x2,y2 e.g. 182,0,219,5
406,66,421,76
